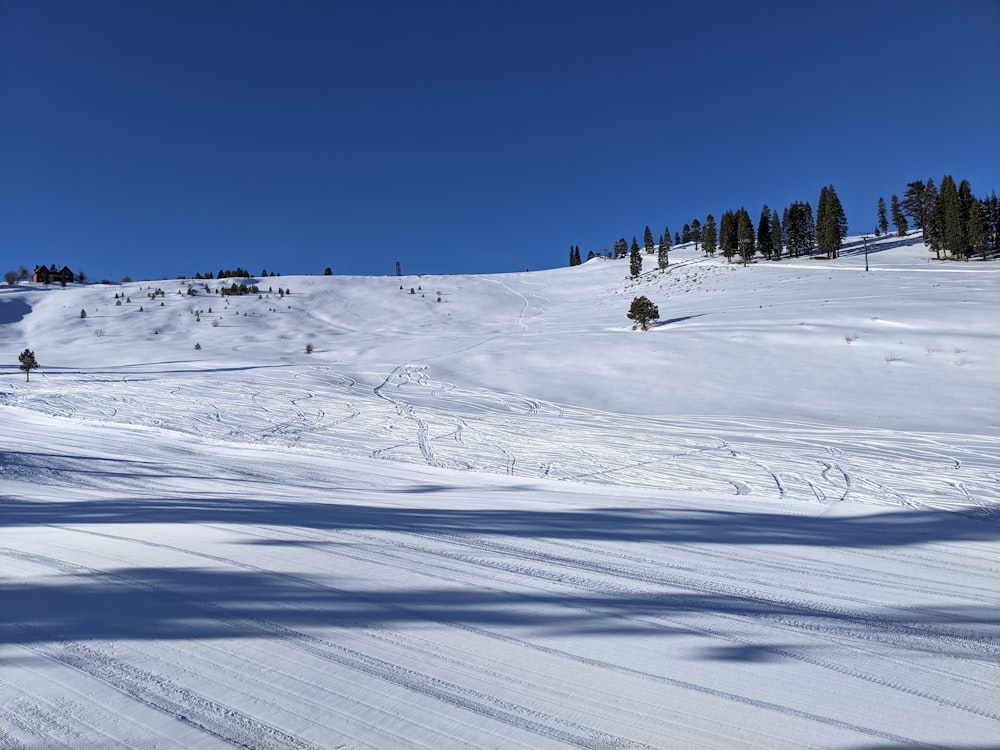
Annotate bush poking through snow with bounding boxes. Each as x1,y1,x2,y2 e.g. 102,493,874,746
305,343,314,354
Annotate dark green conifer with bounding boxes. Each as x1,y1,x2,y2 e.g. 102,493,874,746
629,236,642,278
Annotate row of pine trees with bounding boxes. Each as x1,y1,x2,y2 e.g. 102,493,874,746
570,176,998,270
882,178,998,261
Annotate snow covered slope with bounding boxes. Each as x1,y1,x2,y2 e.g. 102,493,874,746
1,235,998,748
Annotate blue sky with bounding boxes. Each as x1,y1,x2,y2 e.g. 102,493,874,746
2,0,998,281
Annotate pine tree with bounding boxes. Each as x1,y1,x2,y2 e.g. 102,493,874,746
901,180,928,230
958,179,975,256
18,348,38,382
770,208,782,260
939,175,966,259
817,184,847,259
644,226,655,254
682,224,691,244
702,214,717,257
736,208,755,265
890,193,908,237
877,197,889,236
690,219,702,252
756,205,772,260
629,236,642,278
984,190,1000,254
967,199,989,261
657,233,670,269
627,296,659,331
719,210,737,262
784,201,816,257
674,231,680,246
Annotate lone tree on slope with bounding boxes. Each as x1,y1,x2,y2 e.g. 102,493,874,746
627,296,659,331
18,349,39,382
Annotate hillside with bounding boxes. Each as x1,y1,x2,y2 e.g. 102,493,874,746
1,234,999,748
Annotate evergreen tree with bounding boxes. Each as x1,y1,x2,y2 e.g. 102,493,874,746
967,199,989,261
18,348,38,382
629,236,642,278
627,296,659,331
657,233,670,269
770,208,783,260
925,181,946,259
569,246,577,266
736,208,755,265
681,224,691,244
615,238,628,259
939,175,966,259
901,180,928,230
783,201,816,257
817,184,847,259
921,178,939,246
719,210,737,262
984,190,1000,254
890,193,908,237
674,231,680,245
756,205,772,260
690,218,702,252
877,197,889,236
644,226,655,254
958,179,975,255
702,214,717,257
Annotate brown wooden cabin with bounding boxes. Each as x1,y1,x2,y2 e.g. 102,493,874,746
32,264,75,285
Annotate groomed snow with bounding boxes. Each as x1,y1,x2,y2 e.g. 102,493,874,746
1,235,998,748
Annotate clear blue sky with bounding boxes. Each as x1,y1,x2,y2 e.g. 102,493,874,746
2,0,998,281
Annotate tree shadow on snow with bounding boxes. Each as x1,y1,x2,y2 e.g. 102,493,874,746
1,564,996,651
1,495,996,548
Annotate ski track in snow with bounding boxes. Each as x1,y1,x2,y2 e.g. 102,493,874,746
4,364,998,513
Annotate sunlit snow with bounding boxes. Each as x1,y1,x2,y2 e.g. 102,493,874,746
2,235,998,748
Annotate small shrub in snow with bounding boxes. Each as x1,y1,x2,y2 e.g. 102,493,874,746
194,342,201,350
305,343,314,354
80,309,87,319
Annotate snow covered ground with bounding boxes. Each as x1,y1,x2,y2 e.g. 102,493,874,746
1,235,998,748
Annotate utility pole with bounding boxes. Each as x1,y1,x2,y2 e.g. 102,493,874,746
863,235,869,272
